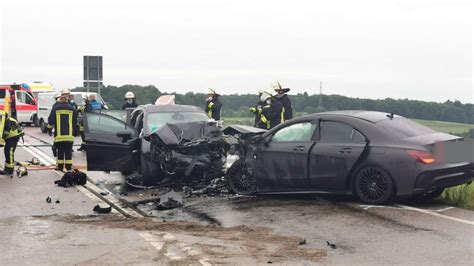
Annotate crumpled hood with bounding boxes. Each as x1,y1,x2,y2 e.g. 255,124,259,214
149,121,222,146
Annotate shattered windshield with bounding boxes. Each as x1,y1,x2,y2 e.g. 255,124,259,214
146,111,209,134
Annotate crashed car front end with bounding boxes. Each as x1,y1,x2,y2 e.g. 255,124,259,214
143,121,227,184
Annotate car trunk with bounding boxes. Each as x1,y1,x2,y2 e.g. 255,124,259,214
402,133,474,163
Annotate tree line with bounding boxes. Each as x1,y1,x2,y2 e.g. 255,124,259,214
73,85,474,124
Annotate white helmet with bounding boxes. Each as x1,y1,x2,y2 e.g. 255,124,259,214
207,88,220,96
271,81,282,91
53,91,62,100
61,88,71,95
125,91,135,99
260,89,274,102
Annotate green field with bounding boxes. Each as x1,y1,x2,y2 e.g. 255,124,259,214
414,119,474,134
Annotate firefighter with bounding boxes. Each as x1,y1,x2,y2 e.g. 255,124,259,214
76,98,87,151
259,90,284,130
273,81,293,121
121,91,138,110
68,94,77,110
249,90,266,128
204,89,222,121
0,111,24,175
47,90,78,171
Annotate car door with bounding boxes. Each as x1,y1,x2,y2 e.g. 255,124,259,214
253,121,317,191
308,120,368,190
83,111,138,172
15,90,36,123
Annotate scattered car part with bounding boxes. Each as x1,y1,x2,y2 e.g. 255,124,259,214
54,170,87,187
46,196,52,203
156,190,183,210
327,241,337,249
31,157,40,165
93,204,112,214
182,177,229,198
55,199,60,204
16,166,28,177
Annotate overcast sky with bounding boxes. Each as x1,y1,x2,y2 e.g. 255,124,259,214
0,0,472,103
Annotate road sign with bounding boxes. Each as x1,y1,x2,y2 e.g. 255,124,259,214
83,56,103,89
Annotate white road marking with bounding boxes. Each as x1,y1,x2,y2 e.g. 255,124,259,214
139,232,165,252
360,205,401,210
394,204,474,225
435,206,455,213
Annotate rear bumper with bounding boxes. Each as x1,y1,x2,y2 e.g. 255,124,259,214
413,163,474,193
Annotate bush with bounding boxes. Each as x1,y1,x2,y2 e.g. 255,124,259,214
441,183,474,209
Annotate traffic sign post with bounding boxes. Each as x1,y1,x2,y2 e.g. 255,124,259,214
83,56,103,94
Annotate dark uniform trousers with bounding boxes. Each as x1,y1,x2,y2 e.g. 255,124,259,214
56,141,73,170
4,136,20,172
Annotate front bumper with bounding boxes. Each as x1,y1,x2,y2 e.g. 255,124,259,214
414,162,474,193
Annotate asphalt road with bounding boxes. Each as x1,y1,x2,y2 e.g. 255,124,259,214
0,127,473,265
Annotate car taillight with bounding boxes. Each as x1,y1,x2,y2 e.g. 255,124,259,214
407,150,435,164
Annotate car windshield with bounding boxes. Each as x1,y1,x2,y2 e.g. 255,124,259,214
377,117,436,139
146,111,209,134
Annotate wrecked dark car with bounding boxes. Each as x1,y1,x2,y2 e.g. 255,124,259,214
83,104,226,185
226,111,474,205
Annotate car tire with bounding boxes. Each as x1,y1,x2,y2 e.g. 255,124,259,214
33,115,40,127
354,165,395,205
40,119,48,133
226,159,257,195
141,154,163,186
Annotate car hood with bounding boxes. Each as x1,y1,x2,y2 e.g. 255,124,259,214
147,121,222,146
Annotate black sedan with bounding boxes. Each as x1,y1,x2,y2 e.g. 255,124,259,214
82,104,226,185
226,111,474,204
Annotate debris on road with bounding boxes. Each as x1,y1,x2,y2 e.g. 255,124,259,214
16,166,28,177
327,241,337,249
54,170,87,187
93,205,112,214
156,190,183,210
182,177,229,198
55,199,60,204
299,238,306,245
46,196,52,203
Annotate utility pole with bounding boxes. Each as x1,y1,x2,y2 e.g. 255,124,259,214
319,81,323,108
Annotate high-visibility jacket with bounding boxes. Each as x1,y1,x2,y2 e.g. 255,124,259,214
47,102,78,142
249,101,265,128
0,110,7,145
260,100,285,129
205,99,222,120
4,117,24,140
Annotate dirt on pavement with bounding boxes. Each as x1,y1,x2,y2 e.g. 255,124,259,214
40,214,327,264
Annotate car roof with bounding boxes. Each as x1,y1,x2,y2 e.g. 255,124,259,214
140,104,204,113
299,110,403,123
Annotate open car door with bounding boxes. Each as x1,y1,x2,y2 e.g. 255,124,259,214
83,110,138,172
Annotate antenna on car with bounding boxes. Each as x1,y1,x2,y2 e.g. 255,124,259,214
386,113,394,120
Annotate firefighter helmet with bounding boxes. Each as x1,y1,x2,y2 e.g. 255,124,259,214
125,91,135,99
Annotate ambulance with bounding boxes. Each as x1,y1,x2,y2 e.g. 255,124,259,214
0,81,54,125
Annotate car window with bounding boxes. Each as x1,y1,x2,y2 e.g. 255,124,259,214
87,113,132,134
16,91,35,105
377,117,435,139
320,121,366,143
272,122,316,142
146,111,209,133
94,109,129,123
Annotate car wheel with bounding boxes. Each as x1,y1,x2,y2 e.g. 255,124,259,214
226,159,257,195
40,120,48,133
141,154,163,186
33,115,40,127
354,165,394,204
